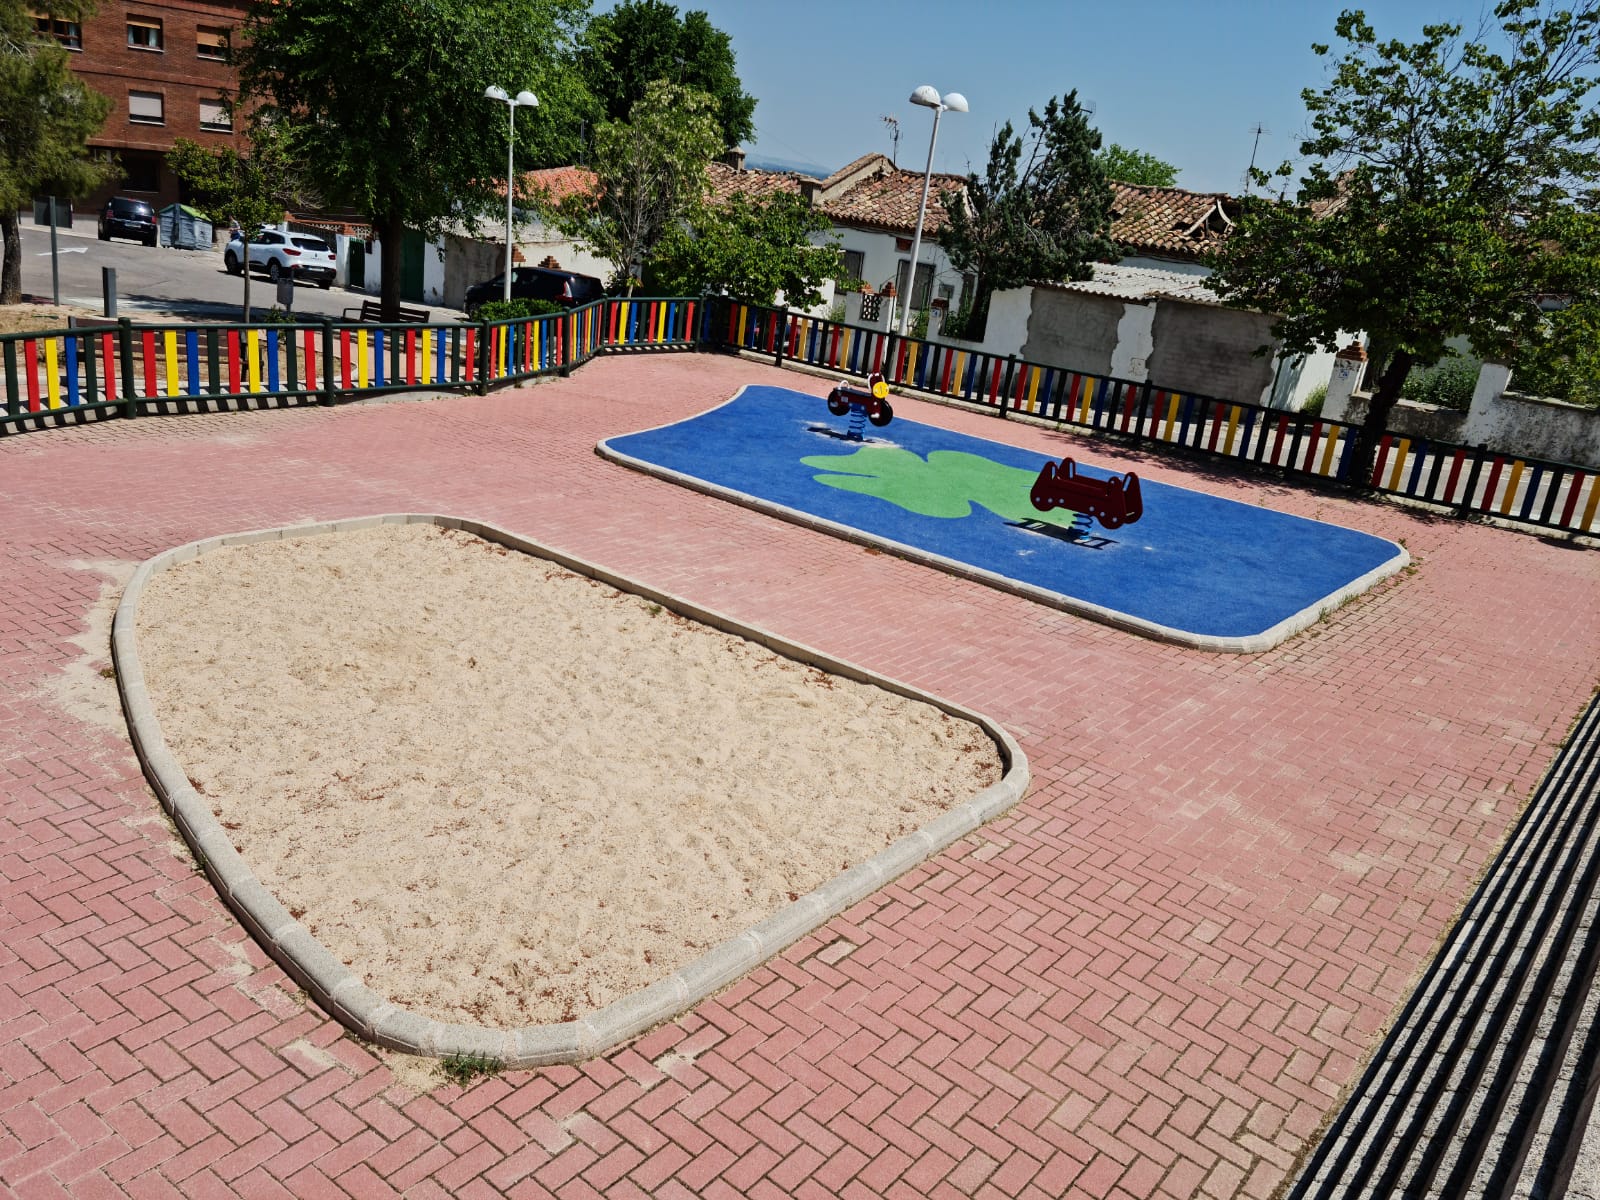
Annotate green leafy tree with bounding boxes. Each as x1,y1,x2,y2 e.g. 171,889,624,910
553,81,722,293
0,0,114,303
1095,143,1179,187
232,0,595,321
1206,3,1600,484
578,0,755,148
649,190,845,307
168,130,308,319
939,92,1117,335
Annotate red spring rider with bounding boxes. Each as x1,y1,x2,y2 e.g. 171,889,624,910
827,373,893,439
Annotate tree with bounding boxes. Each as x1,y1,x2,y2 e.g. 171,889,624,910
1206,3,1600,486
232,0,595,321
1095,143,1179,187
0,0,114,303
552,81,722,292
938,92,1117,335
648,190,846,307
578,0,755,149
168,130,308,319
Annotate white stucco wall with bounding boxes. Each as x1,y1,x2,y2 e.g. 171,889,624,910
971,287,1029,358
832,226,966,322
1110,304,1155,380
1468,363,1600,468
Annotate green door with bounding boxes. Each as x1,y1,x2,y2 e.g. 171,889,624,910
400,229,425,302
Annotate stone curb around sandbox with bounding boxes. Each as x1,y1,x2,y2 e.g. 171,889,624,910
112,513,1030,1068
598,384,1413,654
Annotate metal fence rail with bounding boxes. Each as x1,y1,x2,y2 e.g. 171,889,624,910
3,295,1596,540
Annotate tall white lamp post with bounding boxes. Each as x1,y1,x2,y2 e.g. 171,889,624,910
484,85,539,303
897,85,967,337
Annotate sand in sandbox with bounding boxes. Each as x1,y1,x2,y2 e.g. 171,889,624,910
132,523,1003,1028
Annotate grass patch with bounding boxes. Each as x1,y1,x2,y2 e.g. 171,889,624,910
437,1052,503,1088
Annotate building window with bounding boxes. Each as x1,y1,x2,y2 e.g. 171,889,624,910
198,98,232,132
119,151,160,193
842,249,865,286
896,259,935,310
128,90,164,125
127,16,162,50
32,14,82,49
196,25,226,60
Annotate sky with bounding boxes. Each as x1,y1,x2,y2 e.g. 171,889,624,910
611,0,1516,194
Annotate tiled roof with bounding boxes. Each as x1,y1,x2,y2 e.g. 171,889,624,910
706,161,814,203
1110,183,1239,261
516,166,598,207
819,160,967,237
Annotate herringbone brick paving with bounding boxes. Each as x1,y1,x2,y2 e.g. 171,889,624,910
1,352,1597,1199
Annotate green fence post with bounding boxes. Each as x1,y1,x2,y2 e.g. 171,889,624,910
117,318,137,419
998,355,1016,419
773,306,788,369
319,319,336,406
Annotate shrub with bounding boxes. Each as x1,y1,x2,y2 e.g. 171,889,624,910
473,298,565,322
1300,383,1327,417
1401,358,1479,411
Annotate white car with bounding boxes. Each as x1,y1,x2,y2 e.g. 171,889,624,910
224,229,337,289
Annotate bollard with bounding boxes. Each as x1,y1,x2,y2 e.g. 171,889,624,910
102,266,117,318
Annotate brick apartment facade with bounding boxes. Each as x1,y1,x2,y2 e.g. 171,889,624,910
35,0,249,214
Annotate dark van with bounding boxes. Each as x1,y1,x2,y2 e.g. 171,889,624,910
463,266,604,315
98,197,158,246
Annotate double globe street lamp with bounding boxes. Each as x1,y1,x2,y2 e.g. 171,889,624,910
897,85,968,337
484,85,540,304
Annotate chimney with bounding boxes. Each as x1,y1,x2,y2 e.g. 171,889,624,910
721,146,746,172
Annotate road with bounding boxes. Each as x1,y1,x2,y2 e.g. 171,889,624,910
15,218,460,324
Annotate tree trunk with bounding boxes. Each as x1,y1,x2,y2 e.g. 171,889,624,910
380,211,405,322
1,212,22,305
1350,348,1414,487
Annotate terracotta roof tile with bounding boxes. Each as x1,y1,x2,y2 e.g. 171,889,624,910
1110,182,1239,261
819,163,967,237
706,161,814,203
516,166,598,207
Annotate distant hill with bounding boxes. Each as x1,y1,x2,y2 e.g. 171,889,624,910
744,153,833,179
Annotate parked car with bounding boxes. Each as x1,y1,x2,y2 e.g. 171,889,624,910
98,197,157,246
223,228,338,288
463,265,604,315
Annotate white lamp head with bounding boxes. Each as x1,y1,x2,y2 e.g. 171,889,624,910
484,85,509,102
909,85,942,109
514,90,539,108
942,92,968,113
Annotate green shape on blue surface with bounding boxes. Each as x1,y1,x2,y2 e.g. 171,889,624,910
801,446,1079,527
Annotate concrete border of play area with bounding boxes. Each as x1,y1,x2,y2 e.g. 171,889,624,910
597,387,1412,655
109,513,1030,1069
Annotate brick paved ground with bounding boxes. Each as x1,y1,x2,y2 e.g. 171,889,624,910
2,352,1598,1200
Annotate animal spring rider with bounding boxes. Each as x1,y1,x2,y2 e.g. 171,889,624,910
1030,458,1144,529
827,373,894,440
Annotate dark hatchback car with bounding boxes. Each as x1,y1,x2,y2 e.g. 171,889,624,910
463,265,604,315
98,197,157,246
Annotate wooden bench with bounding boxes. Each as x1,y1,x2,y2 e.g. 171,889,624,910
342,299,431,323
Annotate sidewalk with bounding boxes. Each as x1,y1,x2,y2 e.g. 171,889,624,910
1,352,1597,1199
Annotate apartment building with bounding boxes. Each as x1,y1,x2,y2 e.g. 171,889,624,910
35,1,249,212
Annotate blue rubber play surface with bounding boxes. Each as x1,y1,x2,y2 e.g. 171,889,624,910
599,386,1406,649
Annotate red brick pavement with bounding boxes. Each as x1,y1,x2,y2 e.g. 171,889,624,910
2,352,1597,1199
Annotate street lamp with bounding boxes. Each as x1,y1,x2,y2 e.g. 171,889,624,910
484,85,539,303
897,85,967,337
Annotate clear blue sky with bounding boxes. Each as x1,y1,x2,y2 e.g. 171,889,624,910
609,0,1506,193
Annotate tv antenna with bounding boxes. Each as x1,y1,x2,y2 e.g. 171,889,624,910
882,114,900,167
1244,123,1268,195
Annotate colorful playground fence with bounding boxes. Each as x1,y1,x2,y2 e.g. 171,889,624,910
704,296,1600,540
2,294,1595,540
